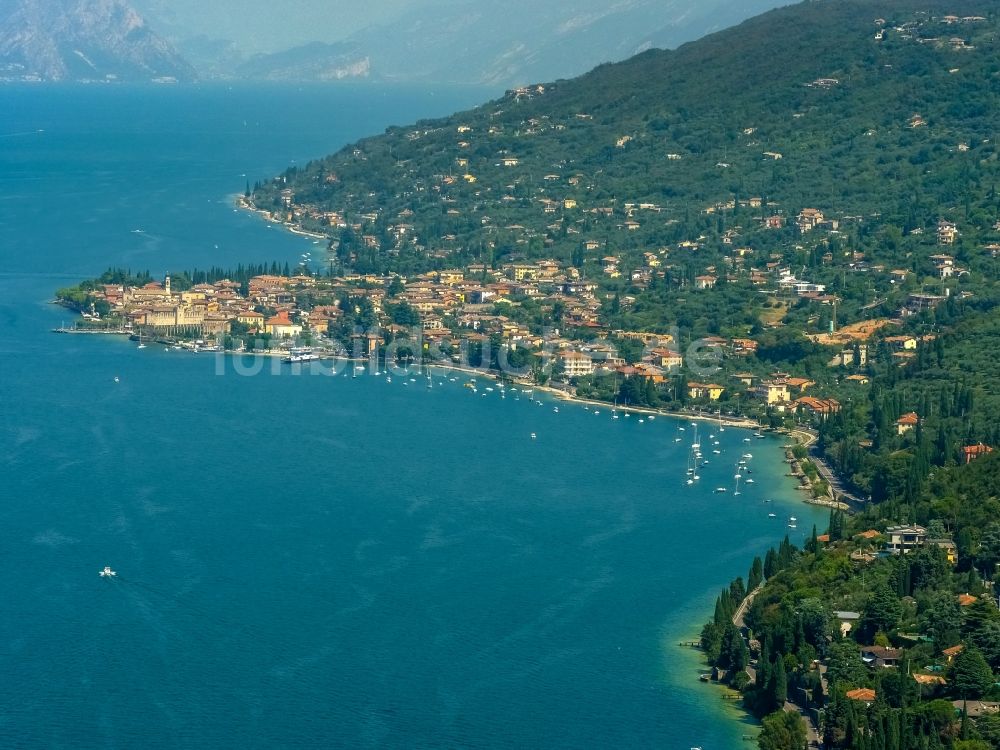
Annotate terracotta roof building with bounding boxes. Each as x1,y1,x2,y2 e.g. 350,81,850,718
964,444,993,464
846,688,876,702
896,412,920,435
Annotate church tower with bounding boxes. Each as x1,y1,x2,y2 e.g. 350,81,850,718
165,275,172,296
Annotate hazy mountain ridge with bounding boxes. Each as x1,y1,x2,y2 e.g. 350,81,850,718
234,41,370,82
2,0,795,86
0,0,193,82
147,0,791,86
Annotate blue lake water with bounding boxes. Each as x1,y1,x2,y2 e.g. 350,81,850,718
0,85,827,748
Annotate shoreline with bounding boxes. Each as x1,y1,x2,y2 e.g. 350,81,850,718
236,195,329,241
665,446,825,746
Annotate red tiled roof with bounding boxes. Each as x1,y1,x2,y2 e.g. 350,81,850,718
846,688,876,701
964,444,993,456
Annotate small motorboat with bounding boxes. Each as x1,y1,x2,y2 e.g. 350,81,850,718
99,566,116,577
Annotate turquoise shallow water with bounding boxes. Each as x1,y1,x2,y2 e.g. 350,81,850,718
0,85,827,748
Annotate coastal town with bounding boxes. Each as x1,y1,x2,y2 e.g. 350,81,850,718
56,236,913,420
57,188,996,519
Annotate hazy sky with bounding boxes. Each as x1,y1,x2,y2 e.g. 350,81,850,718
133,0,446,52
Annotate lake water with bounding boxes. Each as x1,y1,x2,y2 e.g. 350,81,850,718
0,84,826,748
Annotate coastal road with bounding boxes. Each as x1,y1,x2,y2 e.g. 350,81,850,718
807,446,867,509
788,426,867,510
732,584,763,630
784,700,821,747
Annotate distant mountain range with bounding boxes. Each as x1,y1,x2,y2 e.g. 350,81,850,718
0,0,193,82
230,0,790,85
0,0,791,86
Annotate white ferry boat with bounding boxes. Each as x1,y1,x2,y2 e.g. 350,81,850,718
283,347,320,363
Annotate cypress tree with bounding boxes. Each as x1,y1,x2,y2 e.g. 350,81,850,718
764,548,779,579
729,577,746,605
757,641,772,699
748,556,764,591
773,656,787,707
713,595,728,627
886,711,900,750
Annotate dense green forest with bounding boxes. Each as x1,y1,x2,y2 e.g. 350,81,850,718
255,0,1000,278
702,453,1000,748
